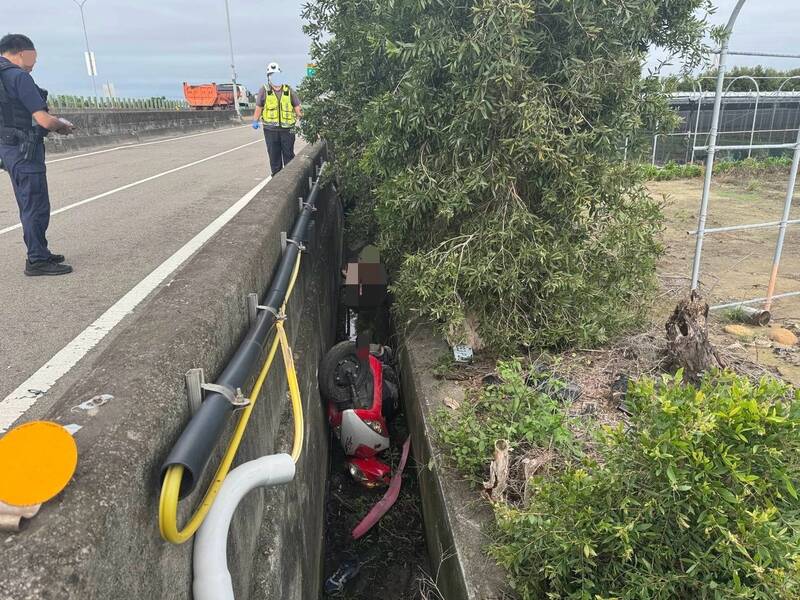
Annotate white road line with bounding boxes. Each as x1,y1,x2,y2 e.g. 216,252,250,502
46,125,249,165
0,140,262,236
0,175,272,433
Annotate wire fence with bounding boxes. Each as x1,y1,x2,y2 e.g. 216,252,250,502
49,95,191,111
684,0,800,313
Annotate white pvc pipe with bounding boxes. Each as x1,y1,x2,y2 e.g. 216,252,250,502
193,454,296,600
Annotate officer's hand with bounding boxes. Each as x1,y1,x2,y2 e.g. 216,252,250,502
57,118,75,135
251,121,260,130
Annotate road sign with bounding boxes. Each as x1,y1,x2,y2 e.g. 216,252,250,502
84,51,97,76
306,63,317,77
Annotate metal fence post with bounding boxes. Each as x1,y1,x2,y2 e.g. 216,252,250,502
764,124,800,310
688,81,704,164
691,0,747,290
651,120,659,166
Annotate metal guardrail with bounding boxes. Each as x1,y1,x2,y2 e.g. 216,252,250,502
49,95,191,111
49,95,256,112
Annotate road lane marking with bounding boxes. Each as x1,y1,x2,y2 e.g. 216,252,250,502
0,140,262,236
0,175,272,432
46,125,250,165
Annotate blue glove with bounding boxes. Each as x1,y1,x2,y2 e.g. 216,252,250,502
251,121,260,130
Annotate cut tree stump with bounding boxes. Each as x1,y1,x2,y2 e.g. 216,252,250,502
665,290,724,382
483,439,510,503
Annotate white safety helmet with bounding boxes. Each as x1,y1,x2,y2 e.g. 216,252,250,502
266,62,281,76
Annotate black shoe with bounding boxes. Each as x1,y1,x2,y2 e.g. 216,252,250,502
25,259,73,276
48,254,65,264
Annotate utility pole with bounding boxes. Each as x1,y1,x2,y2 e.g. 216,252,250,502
72,0,100,107
223,0,242,118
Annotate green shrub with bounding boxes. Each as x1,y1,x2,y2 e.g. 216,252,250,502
721,306,749,324
435,360,575,482
491,371,800,599
640,156,793,182
646,161,704,181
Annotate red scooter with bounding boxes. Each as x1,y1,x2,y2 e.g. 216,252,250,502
319,334,399,487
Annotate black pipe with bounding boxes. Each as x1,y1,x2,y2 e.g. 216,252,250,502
161,161,326,497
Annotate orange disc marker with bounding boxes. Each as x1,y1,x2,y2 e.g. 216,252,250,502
0,421,78,507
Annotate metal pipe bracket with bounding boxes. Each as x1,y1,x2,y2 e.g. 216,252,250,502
200,383,250,408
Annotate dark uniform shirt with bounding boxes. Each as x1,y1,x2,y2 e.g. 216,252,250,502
0,57,47,114
0,57,48,172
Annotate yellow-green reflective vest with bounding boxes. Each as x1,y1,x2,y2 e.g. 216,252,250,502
261,84,296,127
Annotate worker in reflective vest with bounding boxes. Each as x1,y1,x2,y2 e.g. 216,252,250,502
251,62,302,176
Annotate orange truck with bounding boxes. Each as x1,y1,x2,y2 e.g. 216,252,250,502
182,82,249,110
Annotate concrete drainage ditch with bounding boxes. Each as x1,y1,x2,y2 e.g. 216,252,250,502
319,294,435,599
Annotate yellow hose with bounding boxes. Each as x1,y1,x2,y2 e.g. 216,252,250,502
159,252,305,543
277,250,305,463
277,319,304,462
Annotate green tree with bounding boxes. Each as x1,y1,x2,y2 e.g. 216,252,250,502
301,0,712,351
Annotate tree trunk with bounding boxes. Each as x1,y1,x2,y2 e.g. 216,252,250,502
665,291,723,382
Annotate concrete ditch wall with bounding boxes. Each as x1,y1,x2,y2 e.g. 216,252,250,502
399,324,514,600
45,109,241,153
0,142,342,600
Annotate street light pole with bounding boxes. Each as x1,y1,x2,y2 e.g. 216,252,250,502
72,0,100,107
223,0,242,118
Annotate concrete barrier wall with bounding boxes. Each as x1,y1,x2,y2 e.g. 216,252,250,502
0,142,342,600
399,324,513,600
45,109,241,153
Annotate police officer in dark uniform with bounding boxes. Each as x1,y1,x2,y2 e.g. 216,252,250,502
0,34,75,276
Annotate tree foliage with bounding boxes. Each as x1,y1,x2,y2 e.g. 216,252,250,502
301,0,712,351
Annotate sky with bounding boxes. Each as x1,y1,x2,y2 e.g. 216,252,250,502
3,1,312,99
2,0,799,100
646,0,800,75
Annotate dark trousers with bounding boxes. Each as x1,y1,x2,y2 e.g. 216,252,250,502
263,128,296,176
1,145,51,262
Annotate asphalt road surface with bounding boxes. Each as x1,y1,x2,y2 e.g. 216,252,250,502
0,125,303,430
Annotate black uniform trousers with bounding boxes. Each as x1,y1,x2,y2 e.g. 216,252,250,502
0,143,51,262
263,127,296,176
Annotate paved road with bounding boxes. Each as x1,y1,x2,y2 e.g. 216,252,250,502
0,125,301,427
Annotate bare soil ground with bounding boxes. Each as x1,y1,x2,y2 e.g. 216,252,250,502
552,173,800,444
650,173,800,385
